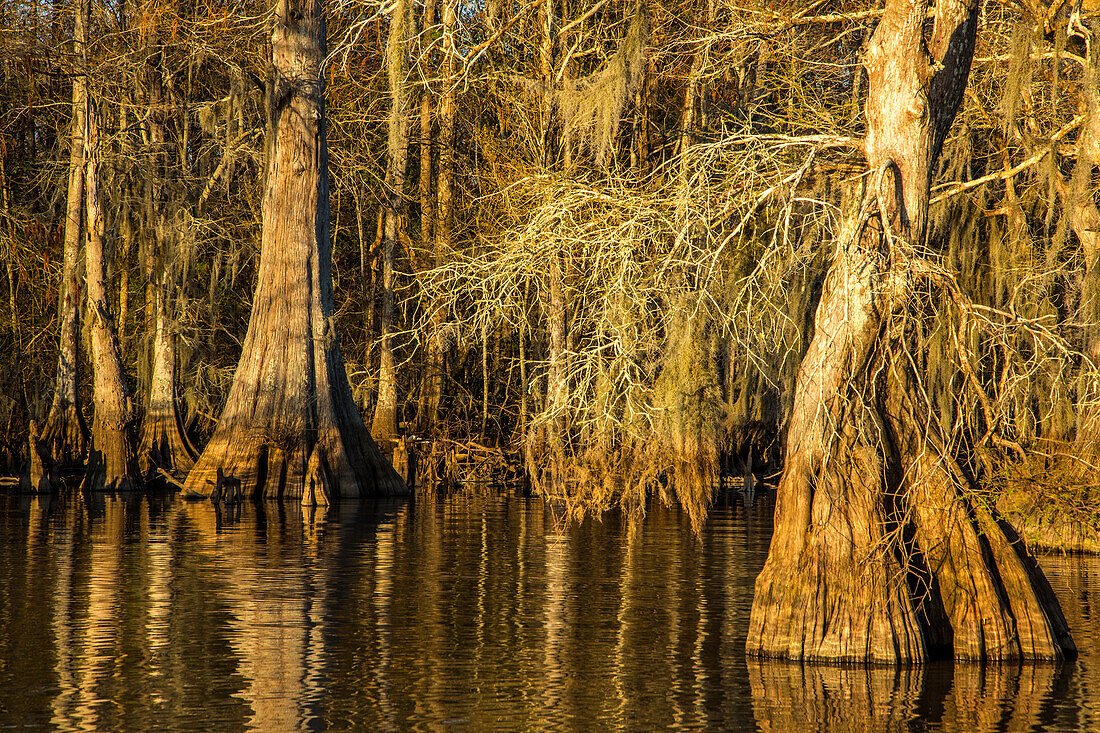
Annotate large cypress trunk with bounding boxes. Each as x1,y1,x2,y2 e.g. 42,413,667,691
747,0,1074,662
182,0,404,502
41,0,90,471
83,98,138,492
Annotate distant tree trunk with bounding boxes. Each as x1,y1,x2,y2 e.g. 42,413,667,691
41,0,90,471
372,0,412,443
747,0,1074,662
1056,44,1100,443
0,157,15,337
417,0,453,435
83,98,138,491
137,46,197,478
138,290,197,477
537,0,555,164
182,0,404,502
544,248,568,481
418,0,436,247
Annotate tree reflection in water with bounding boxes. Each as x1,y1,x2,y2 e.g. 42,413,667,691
750,659,1077,732
0,492,1098,731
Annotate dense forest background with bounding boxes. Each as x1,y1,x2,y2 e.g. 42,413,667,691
0,0,1098,525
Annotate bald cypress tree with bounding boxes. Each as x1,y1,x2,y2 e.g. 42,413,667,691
182,0,404,502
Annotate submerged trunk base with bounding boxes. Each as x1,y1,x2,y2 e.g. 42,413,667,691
747,368,1075,663
41,403,88,473
185,421,404,503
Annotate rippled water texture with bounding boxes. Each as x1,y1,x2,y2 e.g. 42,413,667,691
0,491,1098,731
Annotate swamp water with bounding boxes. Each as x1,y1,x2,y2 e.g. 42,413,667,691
0,490,1098,731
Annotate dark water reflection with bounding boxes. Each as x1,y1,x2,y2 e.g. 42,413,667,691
0,491,1098,731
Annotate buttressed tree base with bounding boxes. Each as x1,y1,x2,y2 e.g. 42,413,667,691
746,0,1074,663
182,0,404,503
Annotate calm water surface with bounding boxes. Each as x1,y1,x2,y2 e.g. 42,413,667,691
0,490,1098,731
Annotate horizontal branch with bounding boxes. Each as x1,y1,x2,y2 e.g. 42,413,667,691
930,115,1084,205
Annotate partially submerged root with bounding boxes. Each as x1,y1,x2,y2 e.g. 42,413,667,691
184,414,405,503
18,421,55,494
81,426,137,493
749,422,928,663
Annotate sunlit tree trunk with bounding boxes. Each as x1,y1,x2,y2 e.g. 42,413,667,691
182,0,405,502
372,0,412,443
1055,44,1100,442
137,48,197,478
41,0,90,471
138,292,197,477
747,0,1074,662
418,0,453,435
83,97,138,491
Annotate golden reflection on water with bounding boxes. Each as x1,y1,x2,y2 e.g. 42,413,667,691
1,492,1098,731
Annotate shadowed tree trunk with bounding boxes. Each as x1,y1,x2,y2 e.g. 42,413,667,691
747,0,1074,662
182,0,404,503
41,0,90,471
83,96,138,492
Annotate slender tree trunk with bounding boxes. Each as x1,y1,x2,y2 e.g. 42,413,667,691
417,0,453,435
41,0,90,471
537,0,555,164
747,0,1073,663
138,290,197,476
136,45,196,478
545,248,568,482
418,0,436,247
182,0,404,502
0,156,16,338
372,0,412,443
83,97,138,491
1056,44,1100,443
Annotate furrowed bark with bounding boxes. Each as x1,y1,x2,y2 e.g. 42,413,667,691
747,0,1073,662
182,0,405,502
